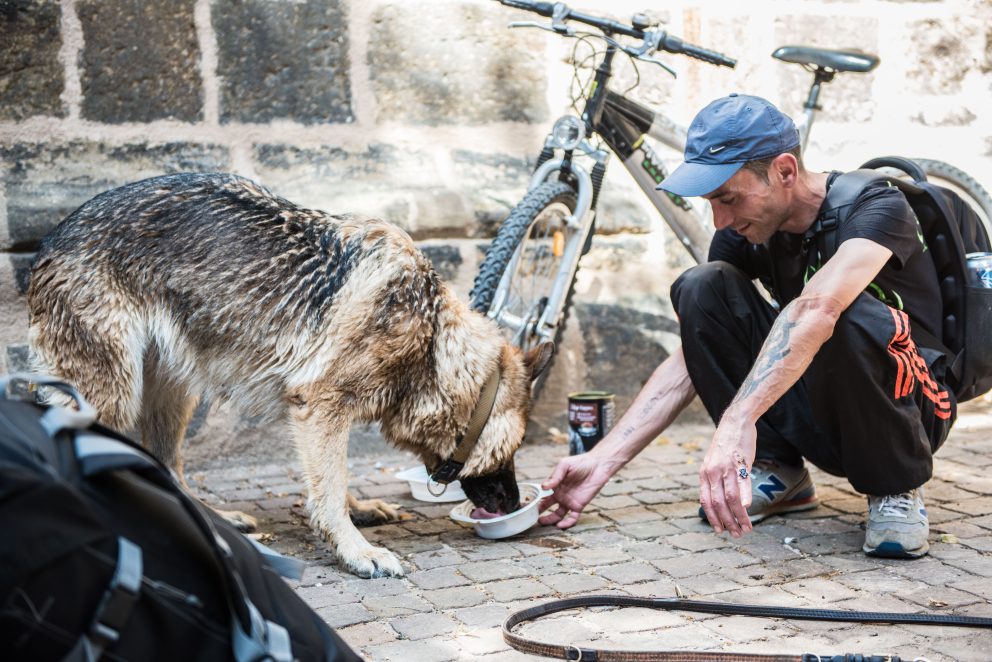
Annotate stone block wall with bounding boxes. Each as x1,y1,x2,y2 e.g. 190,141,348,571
2,0,991,444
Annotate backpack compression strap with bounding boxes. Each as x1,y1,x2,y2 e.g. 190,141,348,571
62,537,143,662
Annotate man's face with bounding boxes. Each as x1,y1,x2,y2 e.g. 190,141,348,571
704,167,791,244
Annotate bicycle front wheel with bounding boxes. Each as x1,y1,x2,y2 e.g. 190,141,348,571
916,158,992,236
470,181,580,387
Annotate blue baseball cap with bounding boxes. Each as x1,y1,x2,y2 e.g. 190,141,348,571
657,94,800,197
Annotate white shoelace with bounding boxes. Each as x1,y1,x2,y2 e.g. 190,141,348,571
877,492,915,518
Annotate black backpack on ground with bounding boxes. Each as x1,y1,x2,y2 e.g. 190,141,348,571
0,374,362,662
811,157,992,402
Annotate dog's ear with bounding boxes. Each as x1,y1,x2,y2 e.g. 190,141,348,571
523,341,555,382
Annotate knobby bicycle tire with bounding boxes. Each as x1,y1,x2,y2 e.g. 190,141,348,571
470,181,580,397
916,157,992,234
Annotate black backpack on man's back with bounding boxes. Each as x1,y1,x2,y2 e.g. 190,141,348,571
0,374,362,662
813,157,992,402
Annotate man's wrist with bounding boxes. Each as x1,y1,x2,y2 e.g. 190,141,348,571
720,404,758,428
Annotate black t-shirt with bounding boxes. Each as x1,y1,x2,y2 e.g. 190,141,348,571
708,172,943,342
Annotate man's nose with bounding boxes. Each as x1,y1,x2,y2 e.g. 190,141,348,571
711,203,734,230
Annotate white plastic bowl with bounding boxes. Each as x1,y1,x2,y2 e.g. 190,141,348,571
450,483,553,539
394,465,467,503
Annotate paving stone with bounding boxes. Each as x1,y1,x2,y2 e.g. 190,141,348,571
485,578,554,602
407,567,471,590
362,592,433,618
666,531,730,553
561,547,633,567
591,494,641,510
515,615,600,645
389,612,460,641
600,505,661,525
540,572,611,596
336,621,399,649
295,584,360,609
450,604,512,628
363,639,458,662
629,490,682,505
457,542,525,562
595,561,665,585
316,602,374,629
342,576,410,599
451,627,511,656
621,539,688,561
407,547,467,571
458,560,531,583
421,585,488,610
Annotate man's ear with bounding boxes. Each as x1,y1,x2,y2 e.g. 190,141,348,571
524,341,555,383
772,152,798,187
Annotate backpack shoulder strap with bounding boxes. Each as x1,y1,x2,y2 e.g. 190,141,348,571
807,170,891,260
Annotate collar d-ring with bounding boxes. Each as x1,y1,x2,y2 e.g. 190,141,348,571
426,477,448,497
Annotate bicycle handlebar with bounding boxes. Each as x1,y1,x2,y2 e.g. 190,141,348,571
497,0,736,68
658,34,737,68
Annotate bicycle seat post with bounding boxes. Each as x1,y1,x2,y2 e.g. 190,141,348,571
800,67,835,152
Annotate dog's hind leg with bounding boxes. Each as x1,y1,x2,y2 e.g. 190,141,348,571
138,347,258,533
347,492,400,527
289,395,405,578
29,300,143,433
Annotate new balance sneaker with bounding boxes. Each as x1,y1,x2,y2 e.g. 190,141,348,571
699,458,819,524
863,488,929,559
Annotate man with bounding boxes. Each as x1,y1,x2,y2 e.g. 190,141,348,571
539,94,954,558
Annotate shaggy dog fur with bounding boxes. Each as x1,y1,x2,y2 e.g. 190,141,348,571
28,173,552,578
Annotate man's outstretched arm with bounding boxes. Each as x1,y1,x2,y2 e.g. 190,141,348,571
539,346,697,528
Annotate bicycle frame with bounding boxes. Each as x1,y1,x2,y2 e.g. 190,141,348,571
489,41,826,343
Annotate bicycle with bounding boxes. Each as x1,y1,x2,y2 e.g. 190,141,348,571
470,0,992,393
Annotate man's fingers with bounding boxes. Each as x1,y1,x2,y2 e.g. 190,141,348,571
698,475,722,534
538,504,565,526
723,474,752,535
739,476,753,508
541,461,569,491
556,509,582,529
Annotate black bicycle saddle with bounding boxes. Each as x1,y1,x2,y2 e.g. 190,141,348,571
772,46,879,73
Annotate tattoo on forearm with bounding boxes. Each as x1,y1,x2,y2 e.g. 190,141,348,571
734,315,799,403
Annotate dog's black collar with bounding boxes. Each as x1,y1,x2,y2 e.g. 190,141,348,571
429,366,501,485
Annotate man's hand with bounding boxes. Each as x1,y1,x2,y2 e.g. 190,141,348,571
699,417,756,538
538,451,614,529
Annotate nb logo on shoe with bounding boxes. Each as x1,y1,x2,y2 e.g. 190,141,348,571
757,474,787,501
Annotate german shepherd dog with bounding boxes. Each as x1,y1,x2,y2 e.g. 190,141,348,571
27,173,552,578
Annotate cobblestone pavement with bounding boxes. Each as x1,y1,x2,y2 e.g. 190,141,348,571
190,400,992,661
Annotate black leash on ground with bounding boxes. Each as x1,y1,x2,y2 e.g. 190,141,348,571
503,594,992,661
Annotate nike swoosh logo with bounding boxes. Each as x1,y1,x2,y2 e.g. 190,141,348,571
709,146,727,153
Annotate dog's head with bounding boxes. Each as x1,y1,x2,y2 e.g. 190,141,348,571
454,341,554,517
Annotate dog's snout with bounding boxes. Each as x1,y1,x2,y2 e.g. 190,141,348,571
460,462,520,515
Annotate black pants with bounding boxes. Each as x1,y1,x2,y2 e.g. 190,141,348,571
671,262,956,495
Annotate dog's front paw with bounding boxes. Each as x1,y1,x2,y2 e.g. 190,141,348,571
349,497,401,526
216,508,258,532
338,543,405,579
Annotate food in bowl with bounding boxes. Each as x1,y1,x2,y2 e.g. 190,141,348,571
451,483,552,539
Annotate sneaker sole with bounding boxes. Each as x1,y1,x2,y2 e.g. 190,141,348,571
748,495,820,524
863,540,929,559
698,495,820,525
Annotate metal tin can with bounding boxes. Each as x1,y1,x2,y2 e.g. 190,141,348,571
966,252,992,288
567,391,615,455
